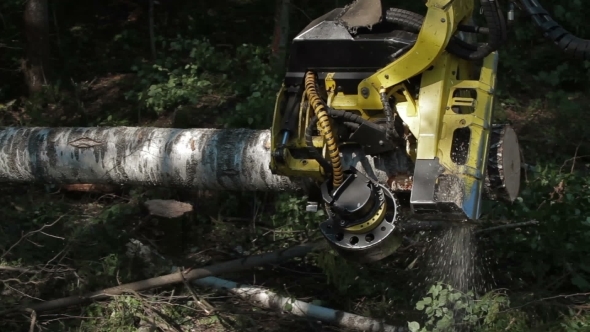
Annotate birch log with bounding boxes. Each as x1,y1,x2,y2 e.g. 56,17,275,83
0,127,302,191
193,276,406,332
0,127,410,191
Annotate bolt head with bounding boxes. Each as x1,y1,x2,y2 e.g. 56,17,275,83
361,87,370,99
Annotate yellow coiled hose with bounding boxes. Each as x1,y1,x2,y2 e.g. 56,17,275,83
304,71,343,188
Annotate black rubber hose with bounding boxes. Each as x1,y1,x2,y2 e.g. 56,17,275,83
497,1,509,45
519,0,590,60
386,8,476,53
386,2,506,60
342,122,360,131
458,24,490,34
305,108,389,172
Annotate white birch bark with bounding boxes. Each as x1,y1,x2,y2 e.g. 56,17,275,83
193,276,406,332
0,127,410,191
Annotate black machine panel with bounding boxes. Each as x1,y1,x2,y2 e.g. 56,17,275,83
284,8,417,90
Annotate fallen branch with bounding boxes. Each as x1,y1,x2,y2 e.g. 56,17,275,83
193,276,405,332
0,215,66,260
3,242,321,315
396,220,540,235
475,220,539,234
398,221,444,233
26,308,36,332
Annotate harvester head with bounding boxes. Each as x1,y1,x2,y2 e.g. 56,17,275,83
269,0,522,262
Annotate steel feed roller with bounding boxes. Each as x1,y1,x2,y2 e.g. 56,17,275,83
268,0,588,263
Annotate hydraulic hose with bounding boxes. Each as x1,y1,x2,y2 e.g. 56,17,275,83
305,115,333,175
519,0,590,60
386,1,507,60
304,71,344,188
304,109,385,175
379,88,399,140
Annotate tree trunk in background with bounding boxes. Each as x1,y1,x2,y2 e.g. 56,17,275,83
149,0,156,60
22,0,51,94
271,0,290,69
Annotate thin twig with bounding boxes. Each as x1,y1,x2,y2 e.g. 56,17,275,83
0,266,37,274
520,149,529,183
127,290,183,332
38,231,65,240
501,292,590,313
25,309,36,332
289,2,312,21
559,152,589,174
571,143,581,174
475,220,539,234
4,284,45,302
179,268,215,314
42,245,69,271
1,215,66,260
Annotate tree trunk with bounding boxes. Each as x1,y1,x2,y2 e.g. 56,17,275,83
149,0,156,60
0,127,411,191
23,0,51,94
271,0,290,69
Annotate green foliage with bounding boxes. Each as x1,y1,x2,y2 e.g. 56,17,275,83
561,310,590,332
408,283,511,332
270,193,324,231
316,250,358,294
127,36,280,129
485,166,590,291
79,296,144,332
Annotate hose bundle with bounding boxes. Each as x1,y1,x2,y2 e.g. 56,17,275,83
385,0,507,60
304,71,344,188
519,0,590,60
304,101,390,182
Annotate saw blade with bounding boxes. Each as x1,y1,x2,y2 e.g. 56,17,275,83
485,124,521,202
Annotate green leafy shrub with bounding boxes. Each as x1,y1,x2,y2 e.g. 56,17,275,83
408,283,511,332
486,166,590,291
127,36,280,129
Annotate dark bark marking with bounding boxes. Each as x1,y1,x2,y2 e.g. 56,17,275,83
41,128,59,182
216,129,241,190
69,137,103,148
98,129,110,169
3,130,19,181
113,128,130,182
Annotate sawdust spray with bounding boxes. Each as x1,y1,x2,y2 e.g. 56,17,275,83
418,224,498,330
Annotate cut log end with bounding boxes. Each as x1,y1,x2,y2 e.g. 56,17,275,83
60,184,117,193
144,199,193,218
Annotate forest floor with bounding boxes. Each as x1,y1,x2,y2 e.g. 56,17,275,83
1,60,590,332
